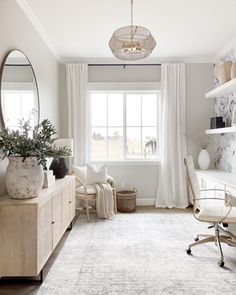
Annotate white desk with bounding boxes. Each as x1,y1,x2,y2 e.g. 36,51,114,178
196,169,236,190
195,169,236,233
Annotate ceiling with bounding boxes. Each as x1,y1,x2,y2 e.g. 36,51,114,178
18,0,236,63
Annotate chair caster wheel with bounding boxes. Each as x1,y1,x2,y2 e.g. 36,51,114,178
195,237,199,242
186,248,191,255
218,261,224,267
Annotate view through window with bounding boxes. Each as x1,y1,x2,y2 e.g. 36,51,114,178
2,90,36,130
90,91,159,161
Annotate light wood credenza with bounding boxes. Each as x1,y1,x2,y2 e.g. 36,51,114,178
0,175,75,281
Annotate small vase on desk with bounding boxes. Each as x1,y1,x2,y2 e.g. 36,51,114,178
198,149,210,170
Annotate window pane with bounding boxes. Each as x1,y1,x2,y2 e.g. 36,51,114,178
91,128,107,161
108,128,123,160
126,127,141,159
91,93,107,126
3,92,21,127
126,94,141,126
142,94,157,126
108,94,123,126
21,91,35,125
143,127,157,159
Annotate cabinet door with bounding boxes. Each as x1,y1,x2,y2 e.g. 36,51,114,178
0,205,37,276
52,188,62,249
62,184,70,232
38,197,53,272
69,179,76,221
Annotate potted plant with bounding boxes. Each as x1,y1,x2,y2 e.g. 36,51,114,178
0,119,71,199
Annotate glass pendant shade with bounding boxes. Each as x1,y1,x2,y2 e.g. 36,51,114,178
109,25,156,61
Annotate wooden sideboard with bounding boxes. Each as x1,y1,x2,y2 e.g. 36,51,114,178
0,175,75,281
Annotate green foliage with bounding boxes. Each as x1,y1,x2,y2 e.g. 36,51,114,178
0,119,71,166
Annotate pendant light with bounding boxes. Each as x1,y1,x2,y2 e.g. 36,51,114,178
109,0,156,61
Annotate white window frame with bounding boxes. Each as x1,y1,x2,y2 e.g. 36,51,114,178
88,82,161,165
1,82,38,129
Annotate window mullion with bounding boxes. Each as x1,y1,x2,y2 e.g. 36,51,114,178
88,92,92,161
156,91,160,159
123,92,127,160
140,94,143,159
106,93,109,161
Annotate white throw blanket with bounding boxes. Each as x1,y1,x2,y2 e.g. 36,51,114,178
94,183,114,219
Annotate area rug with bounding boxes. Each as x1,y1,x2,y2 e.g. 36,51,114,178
2,208,236,295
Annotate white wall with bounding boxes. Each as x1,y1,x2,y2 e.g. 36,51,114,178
186,64,215,167
0,0,60,195
59,63,213,204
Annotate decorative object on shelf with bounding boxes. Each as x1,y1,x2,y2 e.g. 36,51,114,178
218,61,232,85
0,119,71,199
231,105,236,127
109,0,156,61
210,116,225,129
49,138,73,179
185,131,211,170
198,149,210,170
230,62,236,79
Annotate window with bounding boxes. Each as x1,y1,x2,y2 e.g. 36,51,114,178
89,90,159,162
2,89,37,130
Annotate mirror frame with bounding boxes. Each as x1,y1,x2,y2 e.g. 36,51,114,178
0,49,40,129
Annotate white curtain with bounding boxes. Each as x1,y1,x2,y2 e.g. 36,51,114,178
66,64,88,167
155,63,188,208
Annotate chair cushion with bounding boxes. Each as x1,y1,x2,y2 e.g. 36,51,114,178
76,185,96,195
87,163,107,184
196,206,236,223
74,164,108,185
74,166,87,183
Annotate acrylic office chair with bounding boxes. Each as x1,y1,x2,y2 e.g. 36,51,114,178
184,155,236,267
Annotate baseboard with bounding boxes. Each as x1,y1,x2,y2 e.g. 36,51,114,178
136,198,155,206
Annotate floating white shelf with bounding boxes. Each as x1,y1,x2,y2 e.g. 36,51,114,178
205,126,236,134
205,78,236,98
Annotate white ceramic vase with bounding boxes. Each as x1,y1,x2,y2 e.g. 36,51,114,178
198,149,210,170
5,157,44,199
230,62,236,79
218,61,232,84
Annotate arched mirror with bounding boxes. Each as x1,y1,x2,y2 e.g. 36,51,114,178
0,50,40,130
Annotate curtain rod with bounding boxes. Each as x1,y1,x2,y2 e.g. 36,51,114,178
5,64,31,67
88,63,161,67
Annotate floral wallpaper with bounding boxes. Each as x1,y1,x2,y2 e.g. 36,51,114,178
214,48,236,172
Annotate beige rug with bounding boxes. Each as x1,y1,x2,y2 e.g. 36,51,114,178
1,208,236,295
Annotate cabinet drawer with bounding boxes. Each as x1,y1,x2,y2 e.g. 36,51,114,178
38,198,53,272
69,179,76,221
52,188,63,249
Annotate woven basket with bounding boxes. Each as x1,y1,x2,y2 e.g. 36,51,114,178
116,189,137,213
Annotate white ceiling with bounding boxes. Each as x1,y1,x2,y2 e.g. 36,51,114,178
18,0,236,63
